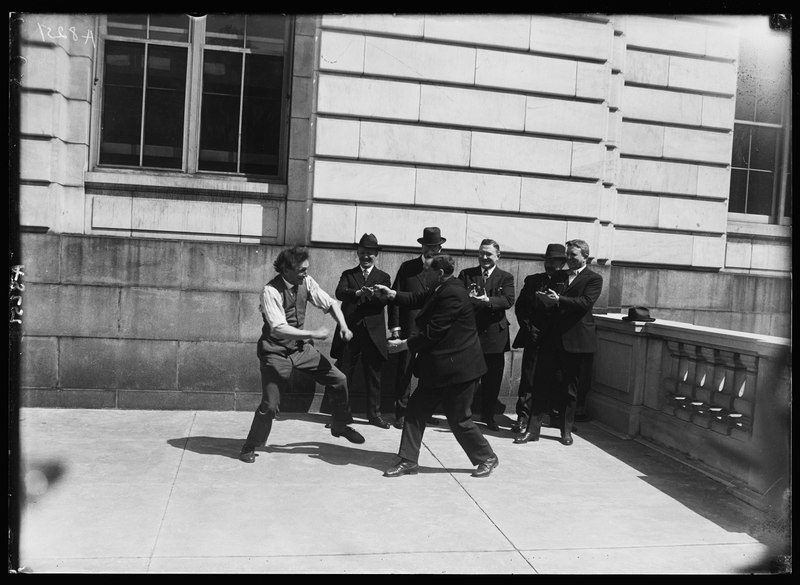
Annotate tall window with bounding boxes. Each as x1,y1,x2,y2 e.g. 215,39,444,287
98,14,292,178
728,16,791,224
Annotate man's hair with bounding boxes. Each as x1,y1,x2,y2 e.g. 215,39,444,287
274,246,309,273
480,238,500,252
566,239,590,259
430,254,456,276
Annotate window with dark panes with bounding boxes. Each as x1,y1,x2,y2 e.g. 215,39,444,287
728,17,791,224
98,14,292,179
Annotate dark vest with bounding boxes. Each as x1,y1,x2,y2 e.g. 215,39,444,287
257,275,308,356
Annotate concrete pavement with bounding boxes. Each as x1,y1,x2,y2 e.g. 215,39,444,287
14,407,787,574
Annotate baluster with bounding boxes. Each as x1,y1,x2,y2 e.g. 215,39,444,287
674,342,696,422
729,353,757,439
661,341,679,414
692,346,713,405
689,346,713,429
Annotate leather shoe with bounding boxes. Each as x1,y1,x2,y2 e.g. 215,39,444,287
483,418,500,432
393,416,404,429
331,425,365,444
560,433,574,446
472,455,499,478
511,418,528,434
513,431,540,444
239,447,256,463
369,416,391,429
383,459,419,477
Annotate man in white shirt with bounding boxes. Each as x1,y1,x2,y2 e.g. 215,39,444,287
239,246,365,464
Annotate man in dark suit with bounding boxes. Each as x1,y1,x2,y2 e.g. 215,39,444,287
521,239,602,446
510,243,566,436
387,227,445,429
373,255,499,478
457,239,515,431
331,233,393,429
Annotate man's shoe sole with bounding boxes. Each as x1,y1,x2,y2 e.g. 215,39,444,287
383,467,419,478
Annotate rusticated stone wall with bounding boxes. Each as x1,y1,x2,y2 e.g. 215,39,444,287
18,232,790,412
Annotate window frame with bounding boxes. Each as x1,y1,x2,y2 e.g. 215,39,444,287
727,21,791,227
90,14,294,182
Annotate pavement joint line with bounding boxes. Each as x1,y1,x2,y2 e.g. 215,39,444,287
148,549,522,560
424,441,540,574
145,410,198,573
517,541,763,552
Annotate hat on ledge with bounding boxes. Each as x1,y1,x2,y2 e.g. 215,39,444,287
417,227,446,245
544,243,567,260
356,233,382,251
621,306,656,322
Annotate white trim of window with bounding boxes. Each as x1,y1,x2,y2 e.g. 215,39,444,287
90,14,293,182
726,217,791,238
84,170,288,196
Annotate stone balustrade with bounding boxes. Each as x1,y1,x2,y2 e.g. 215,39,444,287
590,314,791,516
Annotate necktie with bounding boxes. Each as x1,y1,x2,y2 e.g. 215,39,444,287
362,269,369,281
482,269,489,281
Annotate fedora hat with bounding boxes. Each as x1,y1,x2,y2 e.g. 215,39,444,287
417,226,446,246
544,243,566,260
356,233,382,251
621,306,656,322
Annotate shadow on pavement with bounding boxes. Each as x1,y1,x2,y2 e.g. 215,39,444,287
574,421,792,569
167,436,244,460
266,442,472,474
167,435,475,475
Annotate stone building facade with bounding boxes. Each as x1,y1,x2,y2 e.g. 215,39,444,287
12,14,791,411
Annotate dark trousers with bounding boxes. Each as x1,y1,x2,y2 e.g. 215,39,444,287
339,330,385,420
553,348,593,435
515,344,538,419
392,349,415,418
398,378,494,466
477,353,505,421
244,344,353,449
519,344,561,420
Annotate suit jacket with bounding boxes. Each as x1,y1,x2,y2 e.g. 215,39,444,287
547,266,603,353
511,271,559,349
331,265,392,360
394,277,487,388
388,256,437,338
457,266,515,353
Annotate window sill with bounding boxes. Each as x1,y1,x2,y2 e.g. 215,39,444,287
726,219,792,240
84,169,288,197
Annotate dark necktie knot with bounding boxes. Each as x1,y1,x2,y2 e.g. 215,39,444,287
482,269,489,280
